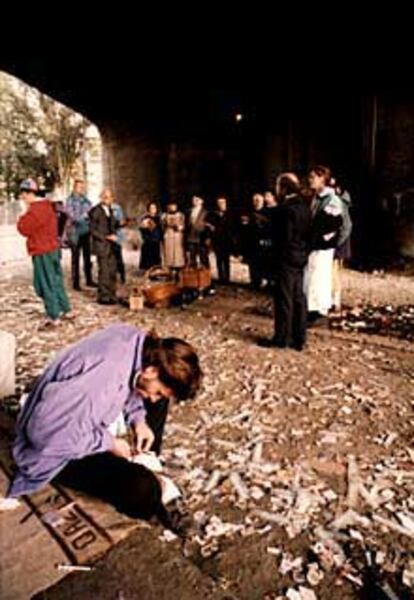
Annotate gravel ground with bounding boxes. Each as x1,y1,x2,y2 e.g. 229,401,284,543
1,263,413,600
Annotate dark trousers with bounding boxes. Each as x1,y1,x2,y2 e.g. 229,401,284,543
139,241,161,271
114,244,126,284
248,254,265,288
215,249,231,283
97,250,118,302
188,242,210,268
56,398,170,522
247,239,270,288
71,232,93,288
264,241,275,285
273,265,307,349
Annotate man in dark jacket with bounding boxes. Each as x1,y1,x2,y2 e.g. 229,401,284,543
90,188,119,305
186,196,211,268
207,197,234,284
248,193,268,289
260,173,311,350
262,190,279,287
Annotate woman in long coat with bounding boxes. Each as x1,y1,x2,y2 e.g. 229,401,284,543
162,202,185,271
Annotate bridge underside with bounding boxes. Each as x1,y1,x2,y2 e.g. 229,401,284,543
2,51,413,263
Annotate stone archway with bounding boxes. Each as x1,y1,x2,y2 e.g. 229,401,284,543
0,70,103,271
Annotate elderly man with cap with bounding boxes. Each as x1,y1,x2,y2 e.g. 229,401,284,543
17,178,73,328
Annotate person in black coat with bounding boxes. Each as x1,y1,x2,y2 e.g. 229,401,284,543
262,190,279,287
139,202,163,271
247,194,268,289
260,173,312,350
186,196,211,268
90,188,119,305
207,197,235,284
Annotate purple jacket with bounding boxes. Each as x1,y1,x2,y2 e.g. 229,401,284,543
8,324,147,497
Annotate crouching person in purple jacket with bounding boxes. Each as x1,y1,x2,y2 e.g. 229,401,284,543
7,324,202,531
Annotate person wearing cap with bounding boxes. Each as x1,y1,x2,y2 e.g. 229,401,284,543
17,178,73,327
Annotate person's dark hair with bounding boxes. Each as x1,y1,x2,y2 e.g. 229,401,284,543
309,165,331,185
142,333,203,401
147,201,159,212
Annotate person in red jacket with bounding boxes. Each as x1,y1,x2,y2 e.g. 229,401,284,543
17,178,72,327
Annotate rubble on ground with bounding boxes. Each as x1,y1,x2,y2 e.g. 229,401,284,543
1,268,414,599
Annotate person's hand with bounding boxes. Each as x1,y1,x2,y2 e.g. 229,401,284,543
135,421,155,453
111,437,132,459
106,234,118,242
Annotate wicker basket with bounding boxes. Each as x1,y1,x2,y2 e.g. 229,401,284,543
142,266,181,307
179,267,212,290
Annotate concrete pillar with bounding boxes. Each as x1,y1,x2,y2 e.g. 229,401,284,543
101,125,164,218
0,331,16,399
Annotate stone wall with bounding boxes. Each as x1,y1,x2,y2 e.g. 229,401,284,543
101,126,163,218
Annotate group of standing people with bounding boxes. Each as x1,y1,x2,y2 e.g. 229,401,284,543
17,166,352,345
139,195,234,284
64,180,126,304
259,165,352,351
238,191,279,289
17,178,128,327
